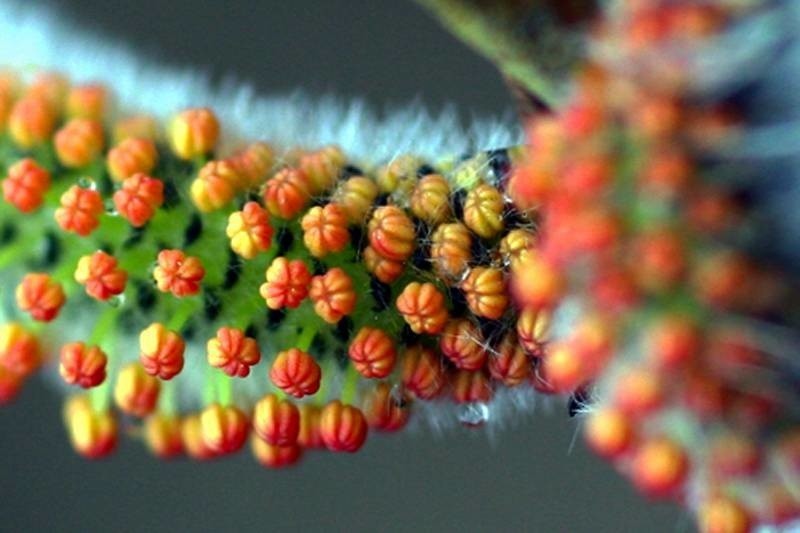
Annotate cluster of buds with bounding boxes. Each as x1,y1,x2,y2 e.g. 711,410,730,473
508,1,800,529
2,8,798,525
0,69,551,474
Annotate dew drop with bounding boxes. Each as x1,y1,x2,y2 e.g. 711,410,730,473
457,402,490,427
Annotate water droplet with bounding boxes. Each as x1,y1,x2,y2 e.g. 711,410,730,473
107,294,126,308
78,176,96,189
457,402,490,427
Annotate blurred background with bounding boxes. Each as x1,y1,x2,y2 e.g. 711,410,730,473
0,1,684,531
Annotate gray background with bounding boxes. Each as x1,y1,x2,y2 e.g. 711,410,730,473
0,1,685,531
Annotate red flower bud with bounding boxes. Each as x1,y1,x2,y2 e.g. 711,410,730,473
74,250,128,301
319,400,368,453
16,273,65,322
54,185,104,236
200,403,249,455
253,394,300,446
153,249,205,297
2,158,51,213
269,348,322,399
348,327,397,379
59,342,107,389
139,323,185,380
207,327,261,378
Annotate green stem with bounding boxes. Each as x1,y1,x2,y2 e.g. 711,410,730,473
0,240,30,270
167,297,199,331
216,371,232,406
159,379,177,416
296,324,318,352
89,306,120,412
340,364,361,406
202,365,216,406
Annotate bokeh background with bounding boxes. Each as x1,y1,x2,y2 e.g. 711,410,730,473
0,1,685,531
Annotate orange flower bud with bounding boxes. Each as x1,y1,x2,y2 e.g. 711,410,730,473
488,334,530,386
640,146,693,198
0,70,18,98
367,205,415,261
253,394,300,446
498,229,535,268
26,71,68,110
539,341,587,394
298,145,345,194
332,175,379,224
2,158,51,213
63,395,117,459
301,203,349,257
59,342,107,389
297,404,325,448
698,496,752,533
460,267,509,320
54,185,104,236
464,184,504,239
693,251,751,310
348,326,397,379
430,222,472,283
708,432,761,479
144,414,184,459
251,437,302,469
516,307,550,356
181,414,217,460
362,245,404,284
259,257,311,309
139,323,185,380
0,367,22,405
229,142,274,189
0,323,41,378
16,273,65,322
507,163,554,212
613,367,664,417
226,201,274,259
54,118,104,168
200,403,249,455
439,318,486,371
584,407,634,459
65,83,108,120
263,167,311,219
410,174,451,225
74,250,128,301
153,249,205,297
309,267,356,324
451,369,493,404
269,348,321,398
169,107,220,160
113,173,164,227
632,228,687,292
630,437,689,498
396,282,449,335
106,137,158,182
0,94,9,133
113,362,160,418
113,115,159,143
362,382,410,432
375,154,419,194
190,160,238,212
401,345,445,400
8,95,56,148
319,400,368,453
207,327,261,378
510,251,565,310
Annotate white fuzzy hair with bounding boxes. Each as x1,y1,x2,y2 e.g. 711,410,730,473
0,1,521,164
